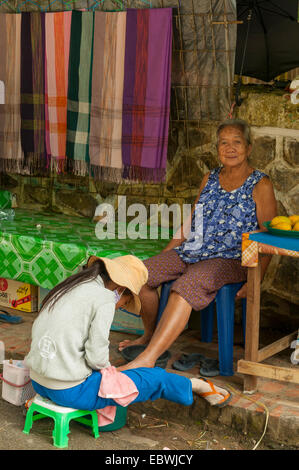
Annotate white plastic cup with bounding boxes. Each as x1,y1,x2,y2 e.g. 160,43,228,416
0,340,5,364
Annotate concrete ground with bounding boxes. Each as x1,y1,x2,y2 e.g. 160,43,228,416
0,308,298,451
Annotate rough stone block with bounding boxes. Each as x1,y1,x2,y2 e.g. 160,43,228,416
250,136,276,169
23,185,50,206
269,163,299,193
55,191,98,219
283,138,299,167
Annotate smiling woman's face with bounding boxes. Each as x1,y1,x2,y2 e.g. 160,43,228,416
217,126,252,169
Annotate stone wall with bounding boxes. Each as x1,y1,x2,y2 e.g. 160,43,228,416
0,87,298,329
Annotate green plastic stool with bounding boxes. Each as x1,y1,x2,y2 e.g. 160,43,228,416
23,394,99,448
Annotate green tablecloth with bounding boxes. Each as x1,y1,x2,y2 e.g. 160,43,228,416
0,209,170,289
0,190,12,209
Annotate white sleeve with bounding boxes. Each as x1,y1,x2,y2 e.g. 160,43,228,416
84,301,115,370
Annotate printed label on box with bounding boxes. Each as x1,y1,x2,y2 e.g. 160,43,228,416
0,278,38,312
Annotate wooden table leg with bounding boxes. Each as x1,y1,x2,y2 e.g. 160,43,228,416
243,260,261,394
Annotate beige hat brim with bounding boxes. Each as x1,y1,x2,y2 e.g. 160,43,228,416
87,255,147,315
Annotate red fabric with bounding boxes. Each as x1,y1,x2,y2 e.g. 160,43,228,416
96,366,139,427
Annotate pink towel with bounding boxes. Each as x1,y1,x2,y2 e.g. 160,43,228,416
97,366,139,427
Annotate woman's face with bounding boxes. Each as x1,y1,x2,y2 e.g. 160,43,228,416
115,290,133,310
217,126,251,168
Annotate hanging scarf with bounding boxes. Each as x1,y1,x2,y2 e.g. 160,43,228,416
89,11,126,182
66,11,94,176
0,14,23,172
20,12,46,172
45,11,71,172
122,8,172,182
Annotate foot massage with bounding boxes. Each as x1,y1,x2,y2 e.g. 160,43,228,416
24,119,277,425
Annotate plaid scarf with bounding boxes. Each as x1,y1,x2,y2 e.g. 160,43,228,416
0,14,23,172
1,8,172,183
89,11,126,182
122,8,172,183
20,12,46,172
45,11,71,172
66,11,94,176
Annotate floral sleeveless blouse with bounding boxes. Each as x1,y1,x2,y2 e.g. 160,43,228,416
175,167,268,263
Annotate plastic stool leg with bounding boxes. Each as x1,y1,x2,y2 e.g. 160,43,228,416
216,282,244,376
200,301,215,343
91,411,100,439
53,414,70,449
23,406,35,435
156,280,174,325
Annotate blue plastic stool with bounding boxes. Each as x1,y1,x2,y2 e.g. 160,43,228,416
157,280,247,376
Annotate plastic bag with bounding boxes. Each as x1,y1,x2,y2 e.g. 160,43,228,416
0,209,15,221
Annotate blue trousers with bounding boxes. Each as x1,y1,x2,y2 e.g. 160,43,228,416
31,367,193,410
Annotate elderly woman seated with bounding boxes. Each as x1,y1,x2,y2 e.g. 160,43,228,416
118,118,277,371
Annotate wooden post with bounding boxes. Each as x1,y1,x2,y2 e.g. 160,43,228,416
243,258,261,393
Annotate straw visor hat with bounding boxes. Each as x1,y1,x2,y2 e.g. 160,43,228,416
87,255,148,315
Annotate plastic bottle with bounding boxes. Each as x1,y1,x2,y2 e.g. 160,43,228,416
0,340,5,364
0,209,15,221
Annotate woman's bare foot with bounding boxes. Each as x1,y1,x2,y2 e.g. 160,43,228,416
117,352,155,371
118,334,152,351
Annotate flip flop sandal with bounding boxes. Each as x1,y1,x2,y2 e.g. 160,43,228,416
199,358,220,377
198,377,232,408
120,344,171,369
0,310,23,324
172,353,206,371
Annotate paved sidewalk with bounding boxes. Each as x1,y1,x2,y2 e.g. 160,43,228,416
0,308,298,447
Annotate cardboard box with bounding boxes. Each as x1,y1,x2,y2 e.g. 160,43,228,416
0,278,38,312
38,287,51,311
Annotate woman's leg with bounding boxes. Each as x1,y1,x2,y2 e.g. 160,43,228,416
122,368,231,408
118,284,160,351
31,369,231,411
118,292,192,370
117,258,247,371
118,250,187,351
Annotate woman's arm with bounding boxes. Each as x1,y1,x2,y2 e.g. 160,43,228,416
254,176,278,278
162,172,210,252
84,301,116,370
236,176,277,298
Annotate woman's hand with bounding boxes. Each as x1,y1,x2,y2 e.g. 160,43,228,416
236,282,247,298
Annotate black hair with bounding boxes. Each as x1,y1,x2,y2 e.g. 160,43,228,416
216,119,252,147
41,258,111,312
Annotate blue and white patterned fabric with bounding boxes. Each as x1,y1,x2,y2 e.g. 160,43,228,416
175,167,268,263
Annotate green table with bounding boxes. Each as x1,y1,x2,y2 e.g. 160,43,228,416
0,209,170,290
0,190,13,209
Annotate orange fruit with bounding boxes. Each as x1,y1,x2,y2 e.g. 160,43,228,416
274,222,292,231
289,215,299,226
270,216,291,227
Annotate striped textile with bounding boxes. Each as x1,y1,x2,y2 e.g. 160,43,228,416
66,11,94,176
122,8,172,183
89,11,126,182
0,14,23,172
20,12,46,172
45,11,71,171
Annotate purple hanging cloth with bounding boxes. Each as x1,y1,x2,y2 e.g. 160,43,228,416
122,8,172,183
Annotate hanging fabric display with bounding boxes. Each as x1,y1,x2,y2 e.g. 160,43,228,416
45,11,71,172
66,11,94,176
0,7,172,183
89,7,172,183
89,11,126,182
20,12,46,171
0,14,23,172
122,8,172,183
